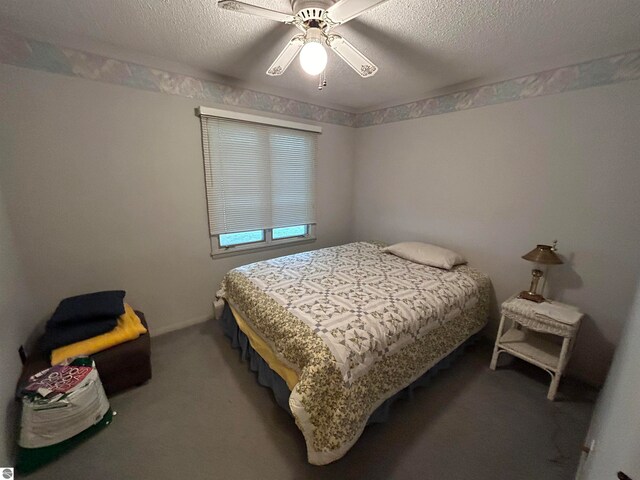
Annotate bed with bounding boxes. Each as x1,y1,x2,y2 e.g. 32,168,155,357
217,241,490,465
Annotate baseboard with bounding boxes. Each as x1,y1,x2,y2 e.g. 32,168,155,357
151,314,213,337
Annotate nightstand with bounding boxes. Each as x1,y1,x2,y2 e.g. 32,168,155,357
490,295,583,400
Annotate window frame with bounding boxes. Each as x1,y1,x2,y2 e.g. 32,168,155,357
197,107,321,258
210,224,316,257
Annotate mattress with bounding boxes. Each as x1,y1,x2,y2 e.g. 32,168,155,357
218,241,490,465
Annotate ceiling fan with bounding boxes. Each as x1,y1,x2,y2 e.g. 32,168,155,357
218,0,390,80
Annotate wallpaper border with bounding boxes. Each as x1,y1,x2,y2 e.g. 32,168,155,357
356,50,640,127
0,31,357,127
1,31,639,128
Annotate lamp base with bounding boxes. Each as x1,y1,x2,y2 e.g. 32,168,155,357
518,290,545,303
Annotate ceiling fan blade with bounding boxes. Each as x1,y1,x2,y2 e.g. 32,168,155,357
324,0,390,25
327,35,378,78
266,35,305,76
218,0,296,23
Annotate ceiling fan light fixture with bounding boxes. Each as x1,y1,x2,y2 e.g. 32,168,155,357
220,0,383,79
299,28,327,76
300,42,327,75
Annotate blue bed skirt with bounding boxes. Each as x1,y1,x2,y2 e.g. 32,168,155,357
221,303,478,424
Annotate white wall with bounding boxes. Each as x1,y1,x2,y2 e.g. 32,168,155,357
0,184,41,465
0,62,355,339
578,279,640,479
0,61,354,465
353,80,640,385
2,53,639,392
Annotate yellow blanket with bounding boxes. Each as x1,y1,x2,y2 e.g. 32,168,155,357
230,305,299,390
51,303,147,365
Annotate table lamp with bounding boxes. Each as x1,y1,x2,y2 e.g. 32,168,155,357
518,241,563,303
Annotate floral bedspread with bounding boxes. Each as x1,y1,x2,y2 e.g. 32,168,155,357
219,242,490,465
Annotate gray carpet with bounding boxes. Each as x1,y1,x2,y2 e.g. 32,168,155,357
24,321,596,480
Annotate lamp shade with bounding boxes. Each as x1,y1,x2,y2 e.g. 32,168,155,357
521,244,563,265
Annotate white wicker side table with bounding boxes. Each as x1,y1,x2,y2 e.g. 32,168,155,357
490,295,583,400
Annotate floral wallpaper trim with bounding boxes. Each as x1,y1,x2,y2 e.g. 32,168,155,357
355,50,640,127
0,31,357,127
1,31,639,129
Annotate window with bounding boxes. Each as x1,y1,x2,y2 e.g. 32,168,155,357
198,107,320,256
219,230,265,247
272,224,308,240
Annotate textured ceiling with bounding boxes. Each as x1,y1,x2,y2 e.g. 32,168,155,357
1,0,639,111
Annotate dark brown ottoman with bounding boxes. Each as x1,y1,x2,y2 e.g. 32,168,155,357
17,311,151,397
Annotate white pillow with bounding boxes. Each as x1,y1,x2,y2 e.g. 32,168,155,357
382,242,466,270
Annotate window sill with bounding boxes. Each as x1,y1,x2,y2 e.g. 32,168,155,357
210,236,316,259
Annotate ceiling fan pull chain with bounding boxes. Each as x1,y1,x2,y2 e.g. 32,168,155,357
318,69,327,90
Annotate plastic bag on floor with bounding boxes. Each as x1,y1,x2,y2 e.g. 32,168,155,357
16,357,113,474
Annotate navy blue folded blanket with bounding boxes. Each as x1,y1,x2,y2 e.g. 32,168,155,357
42,290,126,353
49,290,126,326
41,317,118,352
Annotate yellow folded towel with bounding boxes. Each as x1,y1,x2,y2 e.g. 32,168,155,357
51,303,147,366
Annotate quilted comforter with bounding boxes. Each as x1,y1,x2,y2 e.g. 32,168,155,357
218,242,490,465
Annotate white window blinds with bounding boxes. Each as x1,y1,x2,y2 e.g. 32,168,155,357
200,112,318,236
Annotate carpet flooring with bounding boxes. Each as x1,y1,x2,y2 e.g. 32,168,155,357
24,321,596,479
